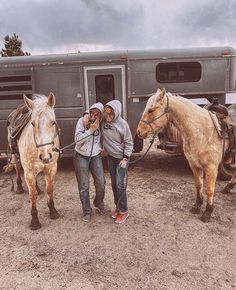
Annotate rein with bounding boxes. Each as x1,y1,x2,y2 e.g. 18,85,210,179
129,132,157,165
140,94,170,133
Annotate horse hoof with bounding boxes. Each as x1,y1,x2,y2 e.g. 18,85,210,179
16,188,24,194
30,222,42,230
190,207,201,214
50,211,60,220
221,189,230,194
200,213,211,223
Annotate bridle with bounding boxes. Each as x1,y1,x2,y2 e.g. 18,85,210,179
140,93,170,133
33,121,60,148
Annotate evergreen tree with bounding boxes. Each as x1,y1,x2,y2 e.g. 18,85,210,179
1,33,30,57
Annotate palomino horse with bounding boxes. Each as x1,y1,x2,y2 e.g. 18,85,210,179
8,93,60,230
137,88,227,222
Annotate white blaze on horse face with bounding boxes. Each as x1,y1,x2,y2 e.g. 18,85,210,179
33,107,56,164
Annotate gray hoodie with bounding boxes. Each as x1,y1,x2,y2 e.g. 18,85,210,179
74,103,103,157
101,100,133,159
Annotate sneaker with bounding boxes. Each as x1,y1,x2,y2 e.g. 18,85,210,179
82,214,91,222
115,212,129,224
94,207,107,216
111,210,119,219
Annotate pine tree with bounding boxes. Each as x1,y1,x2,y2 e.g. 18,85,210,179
1,33,31,57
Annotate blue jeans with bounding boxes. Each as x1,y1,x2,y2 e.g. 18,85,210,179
73,152,105,215
107,156,128,213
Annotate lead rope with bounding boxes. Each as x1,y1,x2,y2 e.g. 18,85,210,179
115,132,157,211
129,132,157,165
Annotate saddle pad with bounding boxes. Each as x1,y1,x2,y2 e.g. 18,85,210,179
8,104,32,140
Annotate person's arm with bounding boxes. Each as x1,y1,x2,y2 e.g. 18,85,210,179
74,118,94,144
119,122,134,168
123,122,134,159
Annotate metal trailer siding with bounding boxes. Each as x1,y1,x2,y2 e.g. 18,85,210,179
0,46,236,157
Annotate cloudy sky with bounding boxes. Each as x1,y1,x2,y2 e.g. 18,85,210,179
0,0,235,55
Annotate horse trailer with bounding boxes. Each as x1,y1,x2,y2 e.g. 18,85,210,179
0,46,235,160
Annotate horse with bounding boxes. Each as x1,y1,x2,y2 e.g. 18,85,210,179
7,93,60,230
137,88,228,222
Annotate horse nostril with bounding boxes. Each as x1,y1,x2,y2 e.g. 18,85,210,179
39,154,43,161
49,153,52,159
43,158,50,164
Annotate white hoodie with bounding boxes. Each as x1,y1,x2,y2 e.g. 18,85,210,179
74,103,103,157
101,100,133,159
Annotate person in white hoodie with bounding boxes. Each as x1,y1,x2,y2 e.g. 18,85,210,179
101,100,133,224
73,103,105,222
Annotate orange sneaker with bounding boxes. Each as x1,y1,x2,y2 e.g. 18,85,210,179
111,210,119,219
115,212,129,224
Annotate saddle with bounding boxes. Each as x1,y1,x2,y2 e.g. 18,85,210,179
7,103,32,154
205,98,236,160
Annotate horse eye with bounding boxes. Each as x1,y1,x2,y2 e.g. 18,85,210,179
148,108,155,114
31,121,35,127
51,121,55,126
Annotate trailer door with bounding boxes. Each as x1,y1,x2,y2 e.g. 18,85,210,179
84,65,126,119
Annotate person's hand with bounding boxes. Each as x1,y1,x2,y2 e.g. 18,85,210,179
119,158,128,168
90,118,100,131
83,114,90,127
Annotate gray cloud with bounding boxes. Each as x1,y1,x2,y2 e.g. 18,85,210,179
0,0,235,54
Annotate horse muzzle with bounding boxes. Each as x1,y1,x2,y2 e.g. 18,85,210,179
39,153,53,164
137,129,148,139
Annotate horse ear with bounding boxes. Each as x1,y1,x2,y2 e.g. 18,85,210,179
47,92,56,108
159,88,166,100
23,94,33,110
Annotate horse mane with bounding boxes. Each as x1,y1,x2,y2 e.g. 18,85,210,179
146,89,205,114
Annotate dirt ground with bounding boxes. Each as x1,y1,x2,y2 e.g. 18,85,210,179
0,141,235,290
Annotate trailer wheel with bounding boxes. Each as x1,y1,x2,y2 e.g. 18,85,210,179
133,134,143,153
218,159,235,181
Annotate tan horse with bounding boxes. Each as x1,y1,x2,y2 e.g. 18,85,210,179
9,93,60,230
137,88,227,222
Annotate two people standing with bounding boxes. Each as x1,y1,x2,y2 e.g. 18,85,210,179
73,100,133,224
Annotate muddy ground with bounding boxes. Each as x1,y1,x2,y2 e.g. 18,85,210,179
0,141,235,290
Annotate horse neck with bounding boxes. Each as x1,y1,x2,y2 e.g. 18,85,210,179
168,96,208,138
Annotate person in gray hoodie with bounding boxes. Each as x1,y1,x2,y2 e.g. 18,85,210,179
101,100,133,224
73,102,105,222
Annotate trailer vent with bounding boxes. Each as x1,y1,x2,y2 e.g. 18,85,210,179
0,75,33,100
156,62,201,83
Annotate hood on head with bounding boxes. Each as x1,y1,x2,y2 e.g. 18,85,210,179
105,100,122,120
89,102,104,113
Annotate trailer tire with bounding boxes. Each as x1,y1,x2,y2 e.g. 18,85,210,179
133,134,143,153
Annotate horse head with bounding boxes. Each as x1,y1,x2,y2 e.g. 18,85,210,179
23,92,59,164
137,88,170,139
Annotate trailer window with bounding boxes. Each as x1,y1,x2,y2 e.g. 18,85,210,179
156,62,201,83
0,75,33,100
95,75,115,104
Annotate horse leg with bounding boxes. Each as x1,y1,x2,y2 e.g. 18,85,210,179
45,172,59,220
13,155,24,194
190,166,204,214
221,171,236,194
24,171,41,230
36,177,44,195
200,165,218,223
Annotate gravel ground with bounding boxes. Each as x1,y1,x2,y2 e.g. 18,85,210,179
0,142,235,290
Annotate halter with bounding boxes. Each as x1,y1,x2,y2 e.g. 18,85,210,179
140,93,170,133
33,122,60,148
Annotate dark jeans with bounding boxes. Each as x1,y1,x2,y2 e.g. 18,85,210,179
107,155,128,213
73,152,105,215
